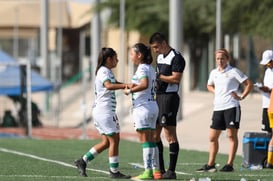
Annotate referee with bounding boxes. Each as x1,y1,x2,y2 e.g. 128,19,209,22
149,32,186,179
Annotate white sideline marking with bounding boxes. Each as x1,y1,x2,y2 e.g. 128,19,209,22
0,147,108,174
176,162,204,165
0,175,110,179
128,162,192,175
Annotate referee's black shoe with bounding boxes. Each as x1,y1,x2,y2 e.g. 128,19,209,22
162,170,176,179
109,170,131,179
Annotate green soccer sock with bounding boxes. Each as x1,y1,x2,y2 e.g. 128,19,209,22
83,147,98,162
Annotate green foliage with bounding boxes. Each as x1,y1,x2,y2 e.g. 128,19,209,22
98,0,169,36
125,0,169,36
94,0,273,39
222,0,273,38
183,0,216,38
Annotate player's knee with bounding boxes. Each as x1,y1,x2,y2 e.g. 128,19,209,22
166,135,178,143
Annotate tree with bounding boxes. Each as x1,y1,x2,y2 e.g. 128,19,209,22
95,0,273,41
95,0,169,36
222,0,273,38
92,0,273,89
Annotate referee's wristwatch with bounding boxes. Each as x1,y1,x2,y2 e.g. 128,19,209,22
240,95,245,100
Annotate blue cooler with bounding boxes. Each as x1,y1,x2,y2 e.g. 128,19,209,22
242,132,271,168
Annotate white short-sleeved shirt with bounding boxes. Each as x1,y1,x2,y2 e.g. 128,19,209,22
207,64,248,111
131,64,156,107
262,68,273,108
93,66,116,112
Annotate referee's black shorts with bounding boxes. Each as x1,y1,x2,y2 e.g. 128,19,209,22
156,93,180,126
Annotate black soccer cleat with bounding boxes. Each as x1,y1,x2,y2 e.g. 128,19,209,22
219,164,234,172
74,158,87,177
109,170,131,179
196,164,217,173
162,170,177,179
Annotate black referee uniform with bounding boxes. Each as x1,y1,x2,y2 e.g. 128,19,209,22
156,49,186,126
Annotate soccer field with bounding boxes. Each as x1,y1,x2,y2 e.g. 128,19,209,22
0,138,271,181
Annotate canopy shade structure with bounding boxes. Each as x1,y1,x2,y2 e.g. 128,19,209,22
0,50,54,95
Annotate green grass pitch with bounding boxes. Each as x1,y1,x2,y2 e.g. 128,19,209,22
0,138,272,181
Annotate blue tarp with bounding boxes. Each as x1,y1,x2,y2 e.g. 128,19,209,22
0,51,54,95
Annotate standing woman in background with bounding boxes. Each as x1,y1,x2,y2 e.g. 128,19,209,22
263,50,273,169
124,43,161,180
74,47,131,179
258,50,273,133
196,48,252,173
266,82,273,169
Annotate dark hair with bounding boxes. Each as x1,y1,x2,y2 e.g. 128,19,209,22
95,47,117,75
149,32,167,44
133,43,153,64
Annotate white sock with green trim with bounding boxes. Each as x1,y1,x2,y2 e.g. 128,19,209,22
142,142,153,170
109,156,119,173
152,143,160,170
83,147,98,162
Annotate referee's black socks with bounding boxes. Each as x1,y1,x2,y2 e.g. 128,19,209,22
156,141,165,173
169,142,179,172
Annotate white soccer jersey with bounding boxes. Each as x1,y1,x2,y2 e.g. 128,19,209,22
92,66,120,135
262,68,273,108
207,64,248,111
131,64,156,107
93,66,116,112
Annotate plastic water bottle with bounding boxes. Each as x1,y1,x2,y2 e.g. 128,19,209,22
249,164,263,170
198,177,211,181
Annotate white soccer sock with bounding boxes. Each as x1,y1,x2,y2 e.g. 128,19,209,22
142,142,153,170
109,156,119,173
152,145,160,170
